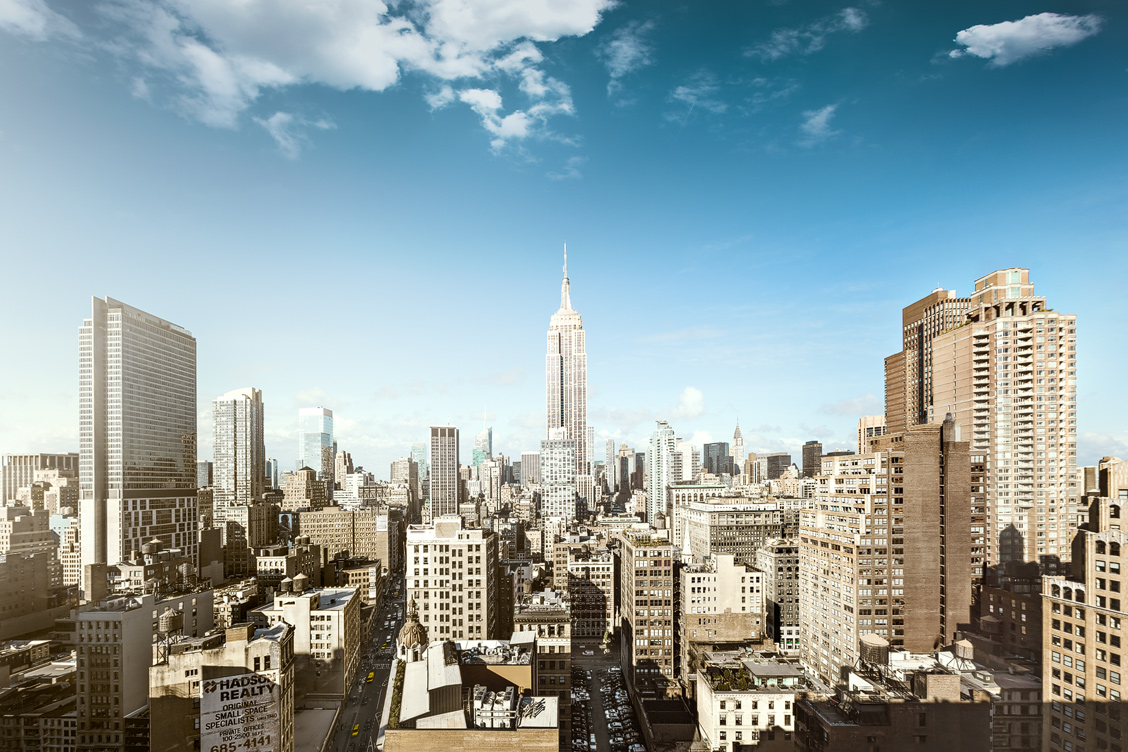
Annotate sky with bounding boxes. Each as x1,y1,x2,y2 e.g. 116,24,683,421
1,0,1126,478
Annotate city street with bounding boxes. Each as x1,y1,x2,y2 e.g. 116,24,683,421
330,579,404,752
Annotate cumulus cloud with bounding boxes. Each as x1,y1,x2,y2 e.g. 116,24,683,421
671,386,706,420
949,13,1102,67
598,20,655,97
73,0,612,152
254,112,335,159
748,7,867,61
819,393,881,417
798,104,840,146
0,0,79,41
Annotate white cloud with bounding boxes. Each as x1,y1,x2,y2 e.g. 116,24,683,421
598,20,655,97
83,0,612,153
1077,432,1128,467
254,111,334,159
671,386,705,420
748,7,867,61
819,392,881,417
949,13,1101,67
0,0,79,41
686,430,713,448
798,103,839,146
666,71,728,124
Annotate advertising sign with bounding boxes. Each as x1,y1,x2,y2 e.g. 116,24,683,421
200,672,281,752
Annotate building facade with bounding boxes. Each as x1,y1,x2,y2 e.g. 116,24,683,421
545,249,590,500
406,515,499,641
79,297,198,580
212,387,266,516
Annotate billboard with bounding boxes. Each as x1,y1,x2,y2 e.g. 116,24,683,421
200,672,281,752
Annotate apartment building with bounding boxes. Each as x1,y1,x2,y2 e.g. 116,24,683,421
756,537,800,654
799,418,973,686
620,529,678,698
406,515,499,641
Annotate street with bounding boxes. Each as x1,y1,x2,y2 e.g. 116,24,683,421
330,578,405,752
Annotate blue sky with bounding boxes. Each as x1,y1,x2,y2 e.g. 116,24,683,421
1,0,1126,477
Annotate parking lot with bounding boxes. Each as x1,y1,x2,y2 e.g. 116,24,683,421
570,642,646,752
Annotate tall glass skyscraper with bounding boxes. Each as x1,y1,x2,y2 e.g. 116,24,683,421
297,406,333,479
79,297,197,573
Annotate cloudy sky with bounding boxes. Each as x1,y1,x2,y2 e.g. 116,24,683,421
1,0,1125,476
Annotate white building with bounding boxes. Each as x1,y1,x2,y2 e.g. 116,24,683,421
545,247,591,505
405,515,499,641
541,429,577,522
647,421,677,524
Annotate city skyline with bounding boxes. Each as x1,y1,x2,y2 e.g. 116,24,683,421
1,1,1126,476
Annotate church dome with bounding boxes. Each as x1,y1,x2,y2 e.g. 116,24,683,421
397,598,428,653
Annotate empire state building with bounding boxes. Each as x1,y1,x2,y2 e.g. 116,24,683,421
546,247,591,503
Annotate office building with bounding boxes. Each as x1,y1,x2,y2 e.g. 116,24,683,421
703,442,732,477
541,429,577,522
751,453,791,483
679,501,795,567
196,460,213,489
473,427,493,467
212,387,266,518
296,406,333,480
884,288,973,435
405,515,499,641
930,269,1079,565
545,248,590,499
429,426,460,519
605,439,617,492
731,423,745,479
1040,483,1127,752
520,451,541,487
678,554,764,688
250,578,361,701
75,590,213,752
280,466,329,512
513,589,571,733
802,441,822,478
646,421,677,524
149,622,296,752
619,529,677,698
798,418,973,686
756,537,801,654
79,297,198,579
298,505,401,573
858,415,887,455
2,453,78,505
265,458,280,489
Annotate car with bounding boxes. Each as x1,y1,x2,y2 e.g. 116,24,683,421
366,672,375,683
582,650,594,655
351,725,360,737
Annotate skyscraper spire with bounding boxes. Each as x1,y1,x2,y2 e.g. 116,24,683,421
560,242,572,310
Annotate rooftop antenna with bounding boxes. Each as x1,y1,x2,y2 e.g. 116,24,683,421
564,242,568,277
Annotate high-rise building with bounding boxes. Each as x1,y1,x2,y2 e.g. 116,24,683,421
196,460,213,489
79,297,198,576
703,442,731,476
801,440,822,478
647,421,677,524
884,288,972,434
473,427,493,467
280,467,329,512
857,415,887,455
265,458,280,489
428,426,459,518
930,269,1079,565
604,439,617,492
296,406,333,479
756,538,800,654
546,248,590,499
731,423,744,478
520,451,541,487
798,418,973,686
213,387,266,517
405,515,499,641
541,429,576,521
2,453,78,505
1041,475,1127,752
